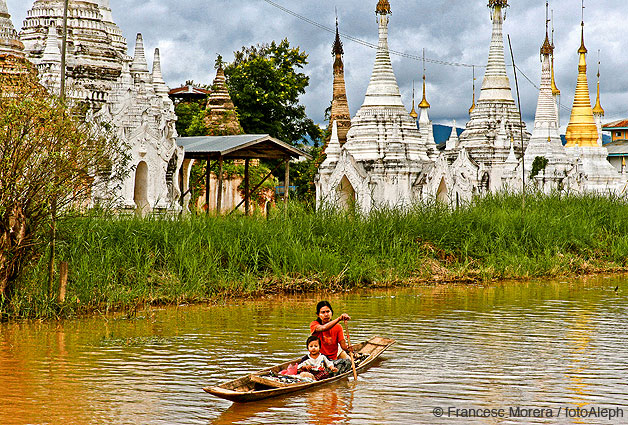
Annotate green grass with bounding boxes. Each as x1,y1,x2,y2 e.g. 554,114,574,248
5,192,628,319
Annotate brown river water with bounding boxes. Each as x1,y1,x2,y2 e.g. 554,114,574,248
1,276,627,424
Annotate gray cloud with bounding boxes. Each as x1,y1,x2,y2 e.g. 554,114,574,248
7,0,628,131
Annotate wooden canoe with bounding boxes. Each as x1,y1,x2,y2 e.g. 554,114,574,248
204,336,395,403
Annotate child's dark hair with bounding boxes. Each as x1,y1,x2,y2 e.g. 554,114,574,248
306,335,320,348
315,300,333,324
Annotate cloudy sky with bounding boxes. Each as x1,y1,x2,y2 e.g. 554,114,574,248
6,0,628,131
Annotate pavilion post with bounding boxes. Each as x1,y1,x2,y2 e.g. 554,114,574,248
244,158,250,215
284,158,290,204
217,156,224,214
205,156,211,214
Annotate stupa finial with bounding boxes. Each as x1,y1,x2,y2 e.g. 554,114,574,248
593,51,604,116
376,0,391,15
488,0,508,9
579,0,587,54
540,2,553,57
550,8,560,96
332,9,343,56
469,66,476,115
419,49,430,109
410,80,418,119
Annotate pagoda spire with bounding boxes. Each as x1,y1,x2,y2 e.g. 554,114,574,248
457,0,529,158
343,0,430,162
362,0,404,107
131,33,149,73
564,14,598,148
0,0,24,57
409,80,418,119
418,49,430,109
550,9,560,97
469,66,476,115
593,52,605,146
478,0,514,103
327,13,351,145
203,56,243,135
152,48,168,96
592,54,604,116
524,1,565,170
42,23,61,64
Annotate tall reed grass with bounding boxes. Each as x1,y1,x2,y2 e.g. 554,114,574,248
5,192,628,319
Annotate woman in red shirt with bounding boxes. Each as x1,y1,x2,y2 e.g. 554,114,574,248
310,301,353,361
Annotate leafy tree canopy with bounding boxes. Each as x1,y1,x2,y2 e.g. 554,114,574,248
223,39,322,146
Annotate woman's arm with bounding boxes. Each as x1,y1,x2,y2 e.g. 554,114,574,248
339,337,353,353
311,313,351,333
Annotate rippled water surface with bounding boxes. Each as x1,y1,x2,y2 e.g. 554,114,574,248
2,276,628,424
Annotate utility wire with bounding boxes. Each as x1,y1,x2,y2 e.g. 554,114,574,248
261,0,573,113
261,0,480,68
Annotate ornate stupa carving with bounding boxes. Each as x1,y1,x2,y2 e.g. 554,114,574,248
316,0,434,212
325,17,351,146
0,0,24,58
456,0,530,164
14,1,184,212
203,61,243,136
423,0,531,203
20,0,127,102
523,5,570,190
93,35,183,212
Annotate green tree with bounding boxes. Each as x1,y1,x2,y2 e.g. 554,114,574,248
224,39,322,146
530,156,549,179
174,101,207,137
0,57,125,299
290,146,324,206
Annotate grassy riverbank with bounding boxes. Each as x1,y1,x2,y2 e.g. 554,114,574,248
4,192,628,319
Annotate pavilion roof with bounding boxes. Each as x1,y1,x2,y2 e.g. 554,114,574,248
176,134,311,160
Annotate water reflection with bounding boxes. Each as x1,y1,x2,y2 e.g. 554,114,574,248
0,277,627,424
306,384,353,425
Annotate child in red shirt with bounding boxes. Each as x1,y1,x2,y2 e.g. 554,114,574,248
310,301,352,361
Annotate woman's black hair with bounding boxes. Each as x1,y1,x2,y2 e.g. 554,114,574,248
306,335,320,348
315,300,333,324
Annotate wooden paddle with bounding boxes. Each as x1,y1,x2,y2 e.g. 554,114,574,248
344,318,358,381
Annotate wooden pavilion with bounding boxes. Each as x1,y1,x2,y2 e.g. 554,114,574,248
177,134,311,214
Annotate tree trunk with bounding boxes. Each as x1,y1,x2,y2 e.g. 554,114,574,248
0,208,28,299
48,200,57,297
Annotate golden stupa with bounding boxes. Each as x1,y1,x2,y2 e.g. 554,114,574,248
418,74,430,109
564,22,599,147
592,68,604,115
410,82,418,119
